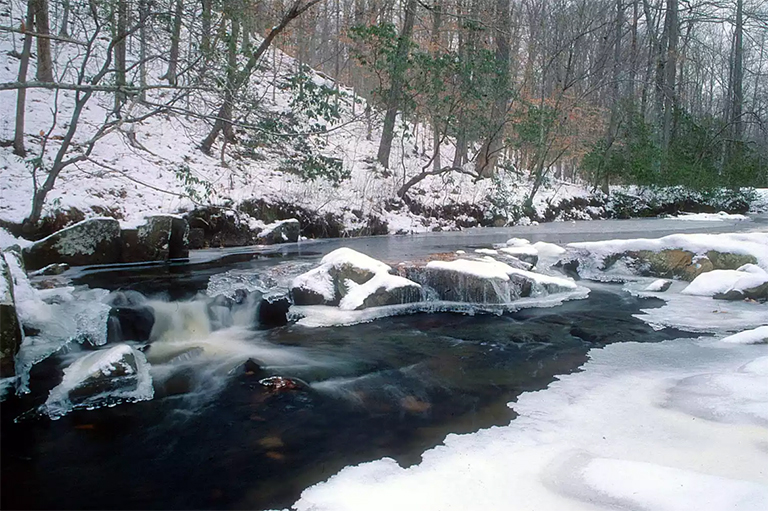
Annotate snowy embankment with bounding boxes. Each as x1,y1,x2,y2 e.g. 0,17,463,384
291,232,768,511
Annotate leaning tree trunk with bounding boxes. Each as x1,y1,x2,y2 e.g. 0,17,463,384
13,2,35,156
376,0,417,168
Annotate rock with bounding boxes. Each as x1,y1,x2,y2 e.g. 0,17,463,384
644,279,672,292
598,249,757,282
107,305,155,344
186,208,255,248
258,290,291,328
705,251,757,271
257,219,300,245
121,216,173,263
354,280,422,310
402,263,528,304
23,218,122,271
714,279,768,301
188,227,205,249
169,216,190,259
0,252,23,377
339,273,422,310
258,375,308,392
290,286,328,306
121,215,190,263
43,344,153,418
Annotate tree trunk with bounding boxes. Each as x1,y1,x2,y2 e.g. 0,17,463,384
32,0,53,82
114,0,128,115
162,0,183,86
474,0,511,177
201,15,239,154
376,0,417,168
139,0,148,101
59,0,70,37
731,0,743,143
201,0,212,54
661,0,677,159
13,2,35,156
430,0,442,172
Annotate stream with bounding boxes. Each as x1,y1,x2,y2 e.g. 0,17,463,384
1,215,765,510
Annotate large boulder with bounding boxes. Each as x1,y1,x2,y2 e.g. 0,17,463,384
290,248,391,306
0,252,23,377
258,290,291,328
257,219,300,245
599,249,756,281
121,215,190,263
23,218,122,271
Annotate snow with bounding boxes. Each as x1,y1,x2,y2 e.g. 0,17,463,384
672,211,750,222
530,241,566,257
321,247,392,274
291,266,336,302
682,269,768,297
0,228,31,250
720,326,768,345
504,238,531,247
499,245,539,258
258,218,299,239
338,273,421,311
645,278,672,292
426,259,513,281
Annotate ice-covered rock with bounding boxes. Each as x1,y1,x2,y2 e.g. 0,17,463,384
258,289,291,327
257,218,300,244
0,251,23,377
22,218,122,271
499,246,539,266
43,344,153,419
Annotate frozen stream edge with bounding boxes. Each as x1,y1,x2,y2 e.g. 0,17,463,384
291,335,768,511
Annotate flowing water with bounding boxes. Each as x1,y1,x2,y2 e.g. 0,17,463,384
1,216,764,510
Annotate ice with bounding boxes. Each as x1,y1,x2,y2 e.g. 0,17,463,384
43,344,153,419
721,326,768,345
206,269,267,299
294,338,768,511
634,293,768,333
292,288,589,328
672,211,750,222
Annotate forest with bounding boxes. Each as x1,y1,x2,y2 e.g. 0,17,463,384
1,0,767,231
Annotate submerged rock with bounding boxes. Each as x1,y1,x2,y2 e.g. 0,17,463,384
1,252,23,377
259,375,308,392
23,218,122,271
43,344,153,419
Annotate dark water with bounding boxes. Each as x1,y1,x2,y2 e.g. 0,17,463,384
3,219,740,510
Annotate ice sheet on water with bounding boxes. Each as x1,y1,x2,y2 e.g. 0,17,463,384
633,293,768,333
206,269,267,299
293,338,768,511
